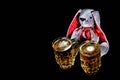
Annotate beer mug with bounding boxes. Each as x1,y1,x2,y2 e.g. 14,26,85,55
79,40,101,75
52,37,79,70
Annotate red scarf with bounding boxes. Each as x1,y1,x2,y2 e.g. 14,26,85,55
80,27,99,40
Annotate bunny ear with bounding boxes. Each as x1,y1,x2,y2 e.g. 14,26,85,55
92,11,108,43
92,11,100,28
66,9,82,37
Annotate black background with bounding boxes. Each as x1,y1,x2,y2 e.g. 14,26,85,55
9,0,119,79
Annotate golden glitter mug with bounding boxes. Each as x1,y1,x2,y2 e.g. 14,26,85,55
79,40,101,75
52,37,80,70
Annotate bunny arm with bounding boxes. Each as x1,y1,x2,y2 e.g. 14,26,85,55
94,26,109,57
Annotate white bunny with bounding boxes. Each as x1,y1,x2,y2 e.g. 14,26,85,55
66,9,109,57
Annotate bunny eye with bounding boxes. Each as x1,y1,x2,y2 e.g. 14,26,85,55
90,16,92,19
80,18,86,21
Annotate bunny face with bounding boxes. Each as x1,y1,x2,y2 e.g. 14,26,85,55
79,9,94,28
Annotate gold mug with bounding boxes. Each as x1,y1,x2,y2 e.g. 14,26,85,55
52,37,79,70
79,40,101,75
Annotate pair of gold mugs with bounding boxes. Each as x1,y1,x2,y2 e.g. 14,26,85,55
52,37,101,75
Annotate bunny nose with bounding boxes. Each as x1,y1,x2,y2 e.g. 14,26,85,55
80,18,86,21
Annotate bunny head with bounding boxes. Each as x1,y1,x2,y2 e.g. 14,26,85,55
66,8,101,37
